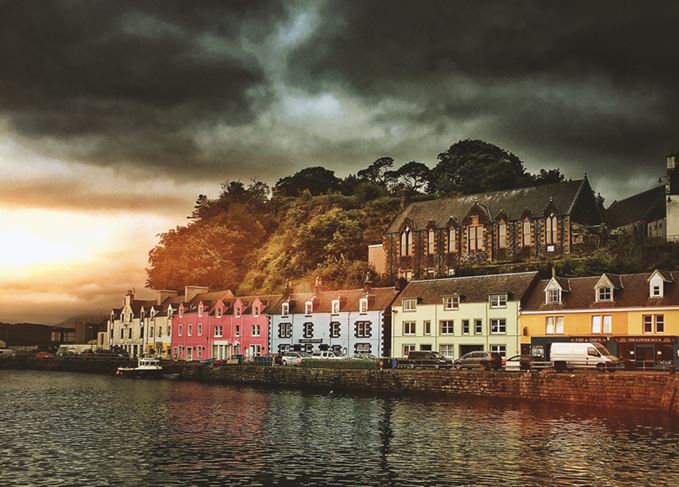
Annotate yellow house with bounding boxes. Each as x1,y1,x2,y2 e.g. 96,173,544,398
521,270,679,368
391,271,539,359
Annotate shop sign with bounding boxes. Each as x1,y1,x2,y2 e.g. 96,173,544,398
568,336,612,343
299,339,322,344
615,336,676,344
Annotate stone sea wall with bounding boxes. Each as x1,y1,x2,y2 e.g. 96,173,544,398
3,358,679,416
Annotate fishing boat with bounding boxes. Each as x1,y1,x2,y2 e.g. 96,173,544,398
116,357,163,379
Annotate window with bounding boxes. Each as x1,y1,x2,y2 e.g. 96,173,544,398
400,227,412,256
420,344,433,351
656,315,665,333
250,344,262,357
253,306,260,317
197,323,202,336
498,222,507,249
128,328,132,339
490,319,506,334
490,345,506,357
331,300,340,314
282,303,289,315
356,321,372,338
443,296,459,310
652,285,662,297
359,297,368,313
198,305,203,318
403,344,416,356
179,308,183,318
423,320,431,335
448,228,457,253
440,344,454,358
197,346,203,359
279,323,292,338
252,325,261,337
474,319,482,334
403,321,416,335
546,288,561,304
546,215,557,245
120,328,124,339
592,315,602,334
305,301,313,315
522,220,532,246
468,225,484,251
178,325,183,336
158,326,162,337
545,316,564,334
235,307,241,318
597,287,612,301
216,307,222,318
645,314,665,333
330,322,341,338
187,324,192,336
462,319,470,334
403,299,416,311
603,315,612,334
215,325,223,337
490,294,507,308
303,322,314,338
440,320,454,335
427,228,435,254
235,325,240,337
356,343,371,353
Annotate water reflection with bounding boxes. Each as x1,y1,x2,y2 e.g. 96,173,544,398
0,371,678,486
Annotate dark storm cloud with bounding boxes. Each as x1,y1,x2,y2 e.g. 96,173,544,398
0,0,286,170
287,0,679,191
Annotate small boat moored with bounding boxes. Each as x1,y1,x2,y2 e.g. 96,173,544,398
116,357,163,379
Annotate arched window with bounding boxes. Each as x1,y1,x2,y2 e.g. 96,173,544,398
400,227,411,256
546,215,558,244
448,227,456,253
522,220,532,246
427,228,435,254
498,222,507,249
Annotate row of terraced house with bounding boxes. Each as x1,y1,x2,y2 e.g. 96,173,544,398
105,268,679,368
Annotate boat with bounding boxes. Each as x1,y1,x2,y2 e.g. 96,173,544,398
116,357,163,379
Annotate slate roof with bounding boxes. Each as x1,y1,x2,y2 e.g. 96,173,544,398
397,271,539,305
524,271,679,311
605,185,666,229
270,287,398,315
387,180,586,233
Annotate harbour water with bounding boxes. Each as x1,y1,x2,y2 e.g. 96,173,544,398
1,370,679,486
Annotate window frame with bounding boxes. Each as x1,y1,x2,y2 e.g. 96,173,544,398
490,319,506,334
489,294,507,309
403,321,416,335
440,320,454,335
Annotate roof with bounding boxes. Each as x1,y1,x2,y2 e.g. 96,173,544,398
605,185,666,229
387,180,586,233
270,287,398,315
397,271,539,305
524,271,679,311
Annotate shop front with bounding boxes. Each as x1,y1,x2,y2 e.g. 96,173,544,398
525,336,617,360
615,336,678,369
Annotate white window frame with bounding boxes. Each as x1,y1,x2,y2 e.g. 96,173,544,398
448,228,456,253
359,297,368,313
439,344,454,358
197,323,202,336
440,320,454,335
282,302,290,316
498,222,507,249
305,301,313,315
331,299,340,314
423,320,431,335
546,288,561,304
403,321,416,335
489,294,507,308
597,287,612,302
403,299,416,312
443,296,459,310
522,219,532,246
490,319,506,334
252,324,261,337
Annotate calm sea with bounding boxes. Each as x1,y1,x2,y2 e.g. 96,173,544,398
1,370,678,486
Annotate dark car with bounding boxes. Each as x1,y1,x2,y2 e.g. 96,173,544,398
454,351,503,371
398,351,453,369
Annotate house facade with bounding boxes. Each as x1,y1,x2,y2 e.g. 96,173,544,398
107,290,156,357
521,270,679,368
270,279,398,357
391,272,539,359
375,178,604,281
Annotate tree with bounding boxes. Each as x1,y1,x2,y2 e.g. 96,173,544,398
430,139,532,195
532,168,566,186
386,161,431,193
357,156,395,186
274,166,341,197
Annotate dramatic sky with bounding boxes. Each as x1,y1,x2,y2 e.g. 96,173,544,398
2,0,678,323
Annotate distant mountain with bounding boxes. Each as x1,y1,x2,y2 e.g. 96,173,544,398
56,314,106,329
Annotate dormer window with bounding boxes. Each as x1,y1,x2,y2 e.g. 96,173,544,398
490,294,507,308
178,307,183,318
216,307,222,318
443,295,459,310
235,307,241,318
331,299,340,314
597,287,612,302
359,297,368,313
403,299,416,311
198,305,203,317
282,302,290,316
305,301,313,315
652,285,662,297
546,289,561,304
253,305,260,317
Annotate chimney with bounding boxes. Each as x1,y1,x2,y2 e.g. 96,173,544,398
124,289,134,308
551,266,556,279
313,276,323,297
363,271,373,293
284,280,292,299
184,285,209,302
155,289,178,306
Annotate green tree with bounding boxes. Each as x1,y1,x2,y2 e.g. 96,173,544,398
274,166,341,197
386,161,431,193
357,156,395,186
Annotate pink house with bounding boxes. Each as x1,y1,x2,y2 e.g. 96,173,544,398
171,287,281,362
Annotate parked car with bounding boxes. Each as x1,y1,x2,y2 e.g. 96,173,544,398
351,353,378,361
454,351,503,370
0,348,16,359
34,351,55,360
550,342,620,372
309,351,343,360
397,351,453,369
504,355,533,372
280,352,305,366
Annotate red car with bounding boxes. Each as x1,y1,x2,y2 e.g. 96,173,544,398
35,351,55,359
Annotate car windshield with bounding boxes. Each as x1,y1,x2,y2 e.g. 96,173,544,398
594,343,612,355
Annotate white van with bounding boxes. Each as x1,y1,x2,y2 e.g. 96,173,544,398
550,342,620,372
309,351,343,360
